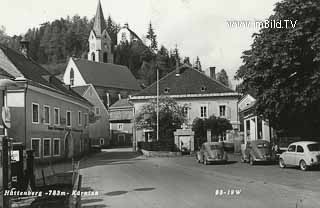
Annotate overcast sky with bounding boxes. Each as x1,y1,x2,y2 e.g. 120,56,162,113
1,0,279,86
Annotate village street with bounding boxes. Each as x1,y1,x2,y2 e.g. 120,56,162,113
76,148,320,208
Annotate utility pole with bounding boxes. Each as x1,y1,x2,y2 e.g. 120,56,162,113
156,63,159,141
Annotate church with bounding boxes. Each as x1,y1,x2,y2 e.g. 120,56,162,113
62,0,141,147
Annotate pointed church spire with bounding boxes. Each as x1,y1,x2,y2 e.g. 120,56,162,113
93,0,107,37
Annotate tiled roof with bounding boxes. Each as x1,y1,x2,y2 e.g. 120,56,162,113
109,98,133,109
72,58,141,91
133,65,237,97
0,44,92,106
72,85,90,96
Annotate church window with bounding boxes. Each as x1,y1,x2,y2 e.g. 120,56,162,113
70,68,74,86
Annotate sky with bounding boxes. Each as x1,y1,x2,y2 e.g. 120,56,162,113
1,0,279,86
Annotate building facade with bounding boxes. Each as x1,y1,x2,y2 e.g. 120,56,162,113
109,99,134,147
130,64,240,150
0,43,92,162
72,84,110,147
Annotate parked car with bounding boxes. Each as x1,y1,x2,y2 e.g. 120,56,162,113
196,142,228,165
241,140,274,165
279,141,320,171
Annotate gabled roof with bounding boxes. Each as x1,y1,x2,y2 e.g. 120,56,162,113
72,58,141,91
0,44,92,106
72,85,90,96
132,65,238,97
93,0,107,37
109,98,133,109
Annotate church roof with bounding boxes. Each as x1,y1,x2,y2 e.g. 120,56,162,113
72,58,141,91
93,0,107,37
0,44,92,106
132,64,238,98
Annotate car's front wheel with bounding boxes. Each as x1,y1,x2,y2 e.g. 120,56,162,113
279,158,286,168
299,160,308,171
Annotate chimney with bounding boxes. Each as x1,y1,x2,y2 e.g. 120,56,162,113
209,67,216,79
175,57,180,76
20,36,29,57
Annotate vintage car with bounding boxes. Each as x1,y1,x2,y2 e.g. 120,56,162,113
241,140,274,165
196,142,228,165
279,141,320,171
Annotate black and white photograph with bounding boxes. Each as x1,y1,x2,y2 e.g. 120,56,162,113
0,0,320,207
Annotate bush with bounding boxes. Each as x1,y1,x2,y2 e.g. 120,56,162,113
138,140,179,152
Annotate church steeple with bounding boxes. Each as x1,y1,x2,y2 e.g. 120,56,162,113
88,0,114,64
93,0,107,37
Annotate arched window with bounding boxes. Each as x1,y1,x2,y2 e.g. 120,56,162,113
91,52,95,61
70,68,74,86
103,52,108,63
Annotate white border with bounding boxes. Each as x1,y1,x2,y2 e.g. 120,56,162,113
54,107,60,126
66,110,72,127
31,138,41,158
53,138,61,156
32,103,40,124
43,138,51,157
43,105,51,125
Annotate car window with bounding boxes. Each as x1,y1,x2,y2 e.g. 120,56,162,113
297,145,304,153
307,144,320,151
288,145,296,152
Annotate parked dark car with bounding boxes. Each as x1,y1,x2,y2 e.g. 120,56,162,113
196,142,228,165
241,140,274,165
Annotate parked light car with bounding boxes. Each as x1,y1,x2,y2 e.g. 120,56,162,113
241,140,274,165
279,141,320,171
196,142,228,165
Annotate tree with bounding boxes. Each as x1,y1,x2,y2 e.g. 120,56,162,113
235,0,320,137
146,22,158,51
192,116,232,141
217,69,229,87
135,96,187,142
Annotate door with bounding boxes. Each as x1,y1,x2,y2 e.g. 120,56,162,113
180,136,191,151
285,145,296,165
295,145,305,166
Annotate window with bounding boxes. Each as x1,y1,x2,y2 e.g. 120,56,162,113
164,88,170,93
43,138,51,157
118,123,124,130
54,108,60,125
43,105,50,125
95,107,100,115
297,145,304,153
219,105,226,117
84,113,88,127
66,111,71,127
288,145,296,152
31,138,41,158
103,52,108,63
200,105,207,118
53,138,60,156
70,68,74,86
201,86,207,92
100,138,105,145
78,111,82,126
32,103,39,123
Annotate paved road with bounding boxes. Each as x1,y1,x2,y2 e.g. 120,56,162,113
78,148,320,208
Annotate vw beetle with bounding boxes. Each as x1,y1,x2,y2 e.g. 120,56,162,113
241,140,274,165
